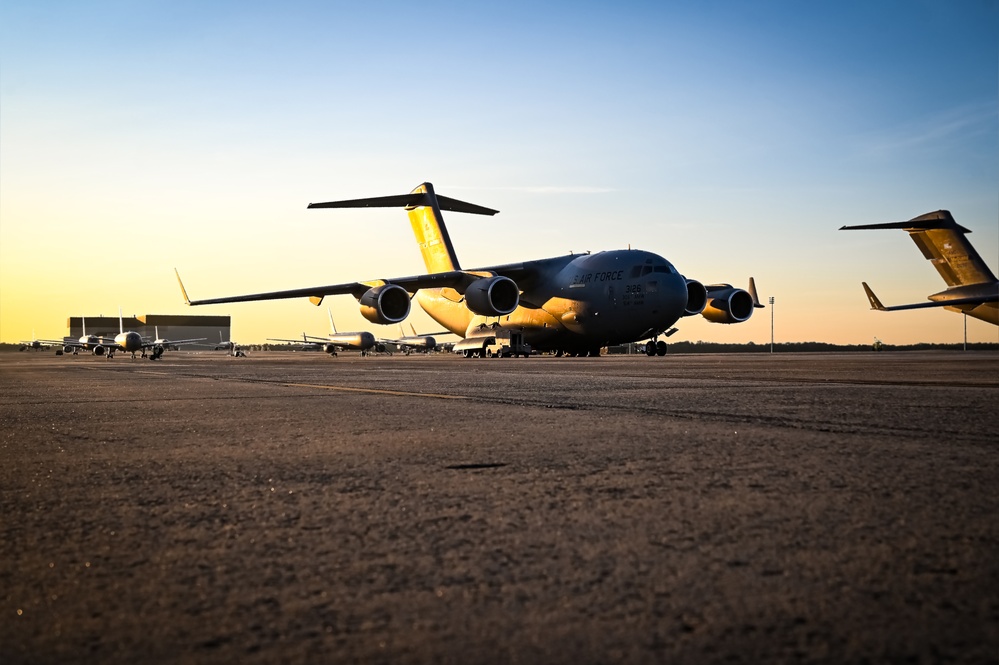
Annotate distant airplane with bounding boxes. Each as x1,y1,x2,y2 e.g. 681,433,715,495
209,331,246,357
267,308,377,356
379,323,438,354
146,326,206,359
57,310,203,359
19,330,56,351
841,210,998,326
37,317,107,356
176,182,762,357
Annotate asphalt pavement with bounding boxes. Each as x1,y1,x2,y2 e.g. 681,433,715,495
1,350,996,664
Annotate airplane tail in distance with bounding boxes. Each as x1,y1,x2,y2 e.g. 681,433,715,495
307,182,499,274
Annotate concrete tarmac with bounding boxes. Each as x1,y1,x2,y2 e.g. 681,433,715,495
1,350,996,664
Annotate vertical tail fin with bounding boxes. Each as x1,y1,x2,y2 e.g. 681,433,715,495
406,183,462,273
119,307,124,334
328,307,337,334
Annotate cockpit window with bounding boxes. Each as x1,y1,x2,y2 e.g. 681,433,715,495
629,265,643,279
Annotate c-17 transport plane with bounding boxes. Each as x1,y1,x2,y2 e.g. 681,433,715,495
176,182,763,357
841,210,998,326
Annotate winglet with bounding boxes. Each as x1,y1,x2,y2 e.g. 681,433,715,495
748,277,765,308
309,296,324,306
175,269,192,306
862,282,887,310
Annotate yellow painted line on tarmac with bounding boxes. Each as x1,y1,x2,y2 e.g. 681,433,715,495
283,382,468,400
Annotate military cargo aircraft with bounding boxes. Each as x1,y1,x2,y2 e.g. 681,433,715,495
176,182,762,357
841,210,998,326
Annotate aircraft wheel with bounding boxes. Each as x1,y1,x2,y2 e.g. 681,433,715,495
645,341,656,356
656,340,668,356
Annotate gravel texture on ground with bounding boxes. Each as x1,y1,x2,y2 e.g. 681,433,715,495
1,350,996,664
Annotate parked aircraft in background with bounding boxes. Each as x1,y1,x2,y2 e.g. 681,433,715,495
42,317,107,356
379,324,438,354
19,331,57,351
56,310,202,360
146,326,206,359
176,182,762,357
841,210,998,326
208,331,246,357
267,309,377,356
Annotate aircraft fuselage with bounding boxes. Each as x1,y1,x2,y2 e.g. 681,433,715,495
418,249,688,352
325,332,376,352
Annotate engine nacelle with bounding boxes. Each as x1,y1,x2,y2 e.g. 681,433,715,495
92,345,106,356
359,284,411,325
323,343,339,355
63,345,74,354
701,285,755,324
682,279,707,316
464,276,519,317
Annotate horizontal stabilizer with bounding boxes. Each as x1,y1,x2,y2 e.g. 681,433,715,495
308,187,498,216
839,210,971,234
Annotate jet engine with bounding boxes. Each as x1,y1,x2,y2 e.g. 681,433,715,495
464,276,519,317
63,345,74,354
701,284,755,324
359,284,411,325
682,279,708,316
91,345,106,356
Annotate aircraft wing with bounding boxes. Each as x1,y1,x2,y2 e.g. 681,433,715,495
177,268,476,306
841,210,998,287
861,282,997,312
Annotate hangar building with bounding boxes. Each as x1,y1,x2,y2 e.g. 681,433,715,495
67,314,230,347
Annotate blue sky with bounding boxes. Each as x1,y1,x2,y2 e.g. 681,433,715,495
2,0,997,345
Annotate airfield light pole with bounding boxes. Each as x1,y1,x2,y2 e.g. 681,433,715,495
769,296,775,353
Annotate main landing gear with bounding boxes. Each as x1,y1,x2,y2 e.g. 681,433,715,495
645,340,668,357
